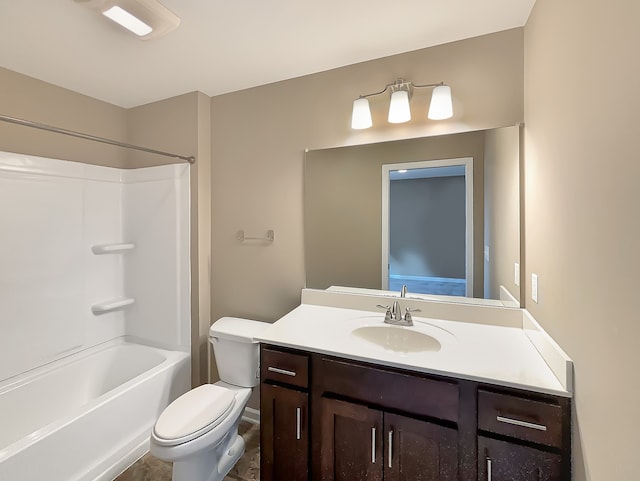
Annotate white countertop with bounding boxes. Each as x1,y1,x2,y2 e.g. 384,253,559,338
257,303,571,398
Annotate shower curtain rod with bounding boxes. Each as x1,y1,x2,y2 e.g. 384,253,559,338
0,114,196,164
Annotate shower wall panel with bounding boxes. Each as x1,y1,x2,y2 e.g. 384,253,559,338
0,151,190,383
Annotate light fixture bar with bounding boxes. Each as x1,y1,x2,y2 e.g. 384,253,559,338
351,79,452,129
102,5,153,36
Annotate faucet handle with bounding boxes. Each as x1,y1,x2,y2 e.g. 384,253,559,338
404,307,421,323
376,304,393,322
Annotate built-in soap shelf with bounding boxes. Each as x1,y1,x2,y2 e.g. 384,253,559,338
91,243,135,255
91,297,135,315
91,243,136,314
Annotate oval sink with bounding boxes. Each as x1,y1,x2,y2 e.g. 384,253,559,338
351,325,441,353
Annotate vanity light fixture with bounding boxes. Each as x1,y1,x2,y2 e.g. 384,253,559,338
75,0,180,40
351,79,453,130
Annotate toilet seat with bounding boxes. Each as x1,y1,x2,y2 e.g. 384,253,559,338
153,384,236,446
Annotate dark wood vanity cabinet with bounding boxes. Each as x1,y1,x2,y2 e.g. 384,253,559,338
314,355,460,481
260,347,310,481
476,388,570,481
320,397,458,481
259,344,571,481
478,436,562,481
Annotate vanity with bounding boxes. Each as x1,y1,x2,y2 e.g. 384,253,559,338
256,289,572,481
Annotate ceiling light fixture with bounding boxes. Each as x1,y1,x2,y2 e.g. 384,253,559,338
351,79,453,130
102,5,152,36
75,0,180,40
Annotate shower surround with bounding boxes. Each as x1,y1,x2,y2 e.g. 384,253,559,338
0,151,191,480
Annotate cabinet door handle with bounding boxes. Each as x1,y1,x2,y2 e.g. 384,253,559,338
388,430,393,468
296,407,301,440
496,415,547,431
487,458,492,481
371,427,376,464
267,366,296,377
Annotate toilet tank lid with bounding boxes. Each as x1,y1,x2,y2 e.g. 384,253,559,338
210,317,270,343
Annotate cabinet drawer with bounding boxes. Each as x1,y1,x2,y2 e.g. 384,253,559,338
261,347,309,389
317,356,459,422
478,390,563,448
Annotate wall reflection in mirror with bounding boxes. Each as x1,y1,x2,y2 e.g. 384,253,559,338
304,125,522,307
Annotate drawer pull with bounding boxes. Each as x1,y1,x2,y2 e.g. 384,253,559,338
496,415,547,431
487,458,492,481
296,407,301,440
388,430,393,468
267,366,297,377
371,427,376,464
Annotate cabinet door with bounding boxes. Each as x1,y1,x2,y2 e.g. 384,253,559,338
478,436,563,481
320,397,383,481
261,383,309,481
384,413,458,481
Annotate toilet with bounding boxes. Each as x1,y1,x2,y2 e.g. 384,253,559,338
150,317,269,481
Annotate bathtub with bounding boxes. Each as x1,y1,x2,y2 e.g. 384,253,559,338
0,338,190,481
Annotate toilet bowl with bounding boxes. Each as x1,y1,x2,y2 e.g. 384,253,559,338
149,317,268,481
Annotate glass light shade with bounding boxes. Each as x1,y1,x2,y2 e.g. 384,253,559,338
428,85,453,120
351,98,372,130
388,90,411,123
102,6,153,36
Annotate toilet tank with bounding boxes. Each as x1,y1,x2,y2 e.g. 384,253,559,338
209,317,270,388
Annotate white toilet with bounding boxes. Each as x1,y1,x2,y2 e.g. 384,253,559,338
150,317,269,481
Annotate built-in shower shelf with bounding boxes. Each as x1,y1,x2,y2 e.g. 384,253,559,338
91,297,135,315
91,243,135,255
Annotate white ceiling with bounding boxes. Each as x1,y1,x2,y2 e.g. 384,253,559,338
0,0,536,109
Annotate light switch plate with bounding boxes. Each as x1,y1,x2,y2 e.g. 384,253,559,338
532,273,538,303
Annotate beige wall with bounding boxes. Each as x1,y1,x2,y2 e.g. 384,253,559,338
524,0,639,479
483,126,520,301
195,92,212,385
0,67,128,167
210,28,524,329
127,92,199,167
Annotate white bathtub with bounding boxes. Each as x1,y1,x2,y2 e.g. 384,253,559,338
0,338,190,481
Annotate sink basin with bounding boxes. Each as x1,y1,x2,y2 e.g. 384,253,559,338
351,325,441,353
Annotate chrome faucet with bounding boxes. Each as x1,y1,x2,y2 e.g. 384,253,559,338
391,300,401,321
376,300,418,326
400,285,408,298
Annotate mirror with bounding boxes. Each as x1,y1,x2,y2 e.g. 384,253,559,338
304,125,522,307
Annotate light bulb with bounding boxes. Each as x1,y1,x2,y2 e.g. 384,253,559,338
388,90,411,123
351,98,372,130
102,6,153,36
428,85,453,120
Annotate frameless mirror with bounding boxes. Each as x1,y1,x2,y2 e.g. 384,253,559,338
304,125,522,307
